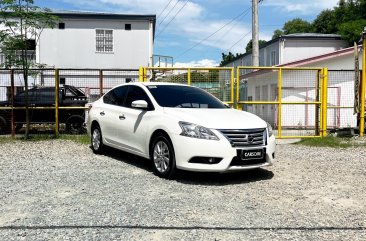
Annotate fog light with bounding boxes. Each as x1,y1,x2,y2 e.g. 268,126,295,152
189,157,222,164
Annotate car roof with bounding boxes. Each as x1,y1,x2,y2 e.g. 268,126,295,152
140,82,188,87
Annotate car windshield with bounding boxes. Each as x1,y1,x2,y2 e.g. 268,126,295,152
146,85,227,108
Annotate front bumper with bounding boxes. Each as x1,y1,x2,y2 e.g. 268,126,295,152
171,132,276,172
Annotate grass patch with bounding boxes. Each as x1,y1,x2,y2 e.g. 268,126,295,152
60,134,90,145
296,136,366,148
0,134,90,145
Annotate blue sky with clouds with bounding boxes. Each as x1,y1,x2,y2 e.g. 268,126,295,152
35,0,339,66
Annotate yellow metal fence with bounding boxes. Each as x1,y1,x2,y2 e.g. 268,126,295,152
139,67,235,106
236,66,326,139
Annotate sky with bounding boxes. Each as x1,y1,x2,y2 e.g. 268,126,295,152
34,0,339,67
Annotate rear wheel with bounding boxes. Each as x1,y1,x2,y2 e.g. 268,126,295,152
0,116,9,135
91,124,104,154
66,115,85,134
151,134,176,179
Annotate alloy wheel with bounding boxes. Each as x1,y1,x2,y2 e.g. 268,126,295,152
153,140,170,173
92,128,101,151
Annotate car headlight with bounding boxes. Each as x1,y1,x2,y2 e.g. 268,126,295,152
179,122,219,140
267,122,273,137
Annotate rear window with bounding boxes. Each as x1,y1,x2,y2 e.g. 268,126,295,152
146,85,226,109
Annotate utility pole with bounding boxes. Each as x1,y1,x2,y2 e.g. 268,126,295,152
252,0,259,66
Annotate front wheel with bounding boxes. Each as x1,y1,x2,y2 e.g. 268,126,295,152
91,124,104,154
151,134,176,179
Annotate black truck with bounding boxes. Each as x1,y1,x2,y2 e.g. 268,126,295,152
0,85,88,134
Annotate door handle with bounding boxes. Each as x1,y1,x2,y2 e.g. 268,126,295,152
119,114,125,120
100,111,105,116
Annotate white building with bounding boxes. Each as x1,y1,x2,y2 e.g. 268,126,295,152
239,46,363,130
38,11,156,69
0,11,156,101
225,33,348,68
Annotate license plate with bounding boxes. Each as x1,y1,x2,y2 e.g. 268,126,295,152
241,149,264,160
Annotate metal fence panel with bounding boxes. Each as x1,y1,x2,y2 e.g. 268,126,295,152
141,67,234,104
0,68,139,136
237,67,325,138
327,70,358,129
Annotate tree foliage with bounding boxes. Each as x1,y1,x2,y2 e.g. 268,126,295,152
282,18,312,35
245,39,267,53
219,52,241,66
272,0,366,44
0,0,58,138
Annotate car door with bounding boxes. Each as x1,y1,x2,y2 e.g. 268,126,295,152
118,85,154,155
99,86,128,147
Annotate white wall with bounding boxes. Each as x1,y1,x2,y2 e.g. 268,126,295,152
38,19,152,69
282,39,348,64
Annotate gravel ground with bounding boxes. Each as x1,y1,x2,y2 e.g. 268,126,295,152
0,139,365,240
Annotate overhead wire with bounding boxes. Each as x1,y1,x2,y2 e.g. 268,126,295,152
158,0,180,26
175,5,252,60
157,0,174,19
156,0,189,38
225,30,252,53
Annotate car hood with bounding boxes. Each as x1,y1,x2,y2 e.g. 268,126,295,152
163,108,267,129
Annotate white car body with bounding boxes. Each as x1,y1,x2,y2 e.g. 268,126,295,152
87,82,276,175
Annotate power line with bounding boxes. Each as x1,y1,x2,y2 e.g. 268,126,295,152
225,30,251,53
158,0,180,26
212,7,251,47
175,6,252,60
157,0,174,19
156,0,189,38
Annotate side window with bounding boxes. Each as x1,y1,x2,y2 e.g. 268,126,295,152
124,86,152,109
103,86,128,106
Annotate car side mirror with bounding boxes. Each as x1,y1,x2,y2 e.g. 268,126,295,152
131,100,149,109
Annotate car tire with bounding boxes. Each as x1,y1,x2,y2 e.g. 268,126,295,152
151,134,176,179
91,124,104,154
66,115,86,134
0,116,9,135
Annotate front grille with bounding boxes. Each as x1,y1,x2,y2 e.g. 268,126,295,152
218,128,266,147
230,156,266,166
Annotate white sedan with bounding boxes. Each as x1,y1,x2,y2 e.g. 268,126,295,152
87,82,276,178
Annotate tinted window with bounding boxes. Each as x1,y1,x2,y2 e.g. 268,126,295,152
103,86,128,106
124,86,152,109
147,85,226,108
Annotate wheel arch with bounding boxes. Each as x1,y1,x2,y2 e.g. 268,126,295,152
149,129,173,158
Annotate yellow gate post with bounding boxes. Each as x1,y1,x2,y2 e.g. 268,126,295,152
360,34,366,137
187,68,191,86
277,68,283,138
236,67,240,110
55,69,59,138
139,67,144,82
321,68,328,137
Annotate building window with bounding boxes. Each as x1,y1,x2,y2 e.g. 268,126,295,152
96,29,113,53
125,24,131,30
58,22,65,29
270,51,277,66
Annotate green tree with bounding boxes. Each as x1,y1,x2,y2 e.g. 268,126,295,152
245,39,267,53
272,29,283,39
338,19,366,44
0,0,58,138
219,52,238,66
312,9,337,34
282,18,312,35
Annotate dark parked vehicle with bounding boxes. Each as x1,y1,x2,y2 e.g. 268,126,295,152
0,85,88,134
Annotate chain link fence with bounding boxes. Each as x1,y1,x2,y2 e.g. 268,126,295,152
140,67,234,105
237,67,326,138
0,69,139,136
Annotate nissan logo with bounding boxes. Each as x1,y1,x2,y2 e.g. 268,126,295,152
247,135,254,143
